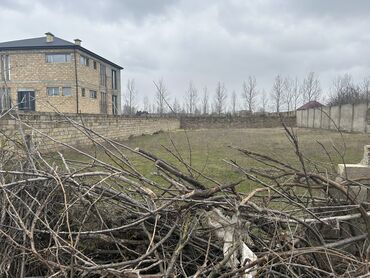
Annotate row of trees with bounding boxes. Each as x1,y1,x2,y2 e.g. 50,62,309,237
328,73,370,106
123,72,370,115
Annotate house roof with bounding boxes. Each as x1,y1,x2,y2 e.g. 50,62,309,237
0,35,123,70
0,36,75,48
297,101,324,110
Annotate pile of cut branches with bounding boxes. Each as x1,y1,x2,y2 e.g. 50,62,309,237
0,116,369,277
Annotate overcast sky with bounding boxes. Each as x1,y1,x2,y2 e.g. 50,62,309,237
1,0,370,110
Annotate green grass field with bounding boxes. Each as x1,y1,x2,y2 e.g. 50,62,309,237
60,128,370,192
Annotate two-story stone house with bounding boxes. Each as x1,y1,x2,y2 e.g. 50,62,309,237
0,32,122,114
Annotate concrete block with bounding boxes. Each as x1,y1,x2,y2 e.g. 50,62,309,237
353,103,367,132
321,107,331,129
308,109,315,128
336,145,370,202
313,108,321,128
340,104,353,131
329,106,340,130
338,164,370,180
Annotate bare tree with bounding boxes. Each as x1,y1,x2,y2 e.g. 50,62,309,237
123,79,137,115
259,90,268,112
271,75,285,113
231,90,237,115
242,76,258,112
154,79,170,116
328,73,362,105
362,77,370,105
214,82,227,115
172,98,181,114
300,72,321,102
292,77,301,110
180,103,186,114
185,81,198,114
201,87,209,115
283,78,294,112
151,103,156,114
143,96,149,112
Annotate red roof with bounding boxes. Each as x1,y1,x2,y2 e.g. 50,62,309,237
297,101,324,110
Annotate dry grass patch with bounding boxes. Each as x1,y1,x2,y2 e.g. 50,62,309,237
60,127,369,192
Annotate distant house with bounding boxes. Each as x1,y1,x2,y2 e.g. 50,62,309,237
297,101,324,111
0,32,123,114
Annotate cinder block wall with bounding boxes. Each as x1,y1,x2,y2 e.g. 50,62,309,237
0,112,298,153
0,112,180,152
296,103,370,133
180,114,296,129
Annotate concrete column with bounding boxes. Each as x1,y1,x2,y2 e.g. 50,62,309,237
313,108,316,128
337,145,370,202
301,110,304,127
349,103,354,132
306,109,309,128
322,145,370,251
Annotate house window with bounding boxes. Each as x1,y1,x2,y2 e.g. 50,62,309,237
0,55,10,81
100,64,106,86
112,69,117,90
62,87,72,96
46,54,71,63
81,88,86,97
47,87,59,96
18,91,35,111
89,90,97,99
93,61,97,69
80,55,89,66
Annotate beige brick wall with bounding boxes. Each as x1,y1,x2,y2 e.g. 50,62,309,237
0,112,180,152
0,49,121,115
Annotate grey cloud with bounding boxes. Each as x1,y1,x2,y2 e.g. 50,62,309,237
37,0,179,23
1,0,370,107
276,0,370,19
0,0,34,11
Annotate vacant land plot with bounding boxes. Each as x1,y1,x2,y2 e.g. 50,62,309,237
60,127,370,192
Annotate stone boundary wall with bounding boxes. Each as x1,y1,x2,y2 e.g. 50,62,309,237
180,114,296,129
0,112,180,151
0,112,298,152
296,103,370,133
